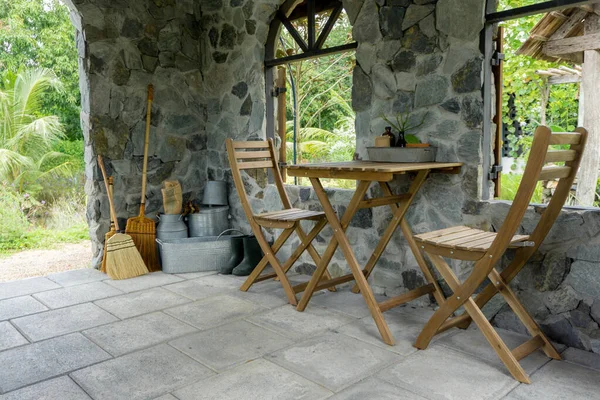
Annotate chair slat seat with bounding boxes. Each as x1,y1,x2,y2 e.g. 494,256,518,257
255,208,325,224
415,226,529,252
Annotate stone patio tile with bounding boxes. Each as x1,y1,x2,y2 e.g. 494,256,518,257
47,268,106,287
0,321,28,351
266,331,399,392
229,287,290,309
163,278,235,301
0,296,47,321
83,312,197,356
246,304,354,339
33,281,124,309
153,395,178,400
1,376,91,400
103,272,183,293
173,358,332,400
170,320,293,371
165,294,265,330
377,346,518,400
71,344,214,400
329,377,428,400
12,303,118,342
187,273,245,290
561,347,600,371
308,289,387,319
174,271,218,280
0,333,110,393
0,277,60,300
336,308,452,355
95,287,191,319
437,326,556,374
504,360,600,400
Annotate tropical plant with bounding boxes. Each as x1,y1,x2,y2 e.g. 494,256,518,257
0,68,75,196
0,0,81,140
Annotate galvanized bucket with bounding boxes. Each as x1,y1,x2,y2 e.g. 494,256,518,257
156,214,188,240
187,206,230,237
202,181,228,206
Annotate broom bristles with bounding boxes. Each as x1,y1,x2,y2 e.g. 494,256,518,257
101,230,117,273
126,216,160,272
105,233,149,280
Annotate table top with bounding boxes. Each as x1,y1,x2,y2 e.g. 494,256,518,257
287,161,463,172
287,161,463,180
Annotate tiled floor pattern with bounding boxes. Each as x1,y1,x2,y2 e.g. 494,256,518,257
0,270,599,400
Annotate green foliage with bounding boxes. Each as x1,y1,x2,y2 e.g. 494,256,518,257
0,68,78,197
0,184,87,255
500,0,580,141
499,173,543,203
0,0,81,140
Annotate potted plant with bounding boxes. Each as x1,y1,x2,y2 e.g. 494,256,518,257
381,112,429,148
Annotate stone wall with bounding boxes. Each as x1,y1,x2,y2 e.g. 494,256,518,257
68,0,600,353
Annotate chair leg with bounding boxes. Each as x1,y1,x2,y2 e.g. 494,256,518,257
240,227,295,292
241,227,299,305
420,254,531,384
293,222,337,291
488,269,561,360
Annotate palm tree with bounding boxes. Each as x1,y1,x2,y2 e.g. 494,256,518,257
0,68,73,195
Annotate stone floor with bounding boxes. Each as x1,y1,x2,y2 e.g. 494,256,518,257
1,269,599,400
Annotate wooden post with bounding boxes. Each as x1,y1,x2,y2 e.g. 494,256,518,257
277,66,287,181
575,14,600,206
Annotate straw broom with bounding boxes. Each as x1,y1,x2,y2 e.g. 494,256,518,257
98,155,148,280
100,176,116,274
125,84,160,272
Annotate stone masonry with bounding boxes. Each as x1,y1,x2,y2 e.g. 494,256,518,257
64,0,600,354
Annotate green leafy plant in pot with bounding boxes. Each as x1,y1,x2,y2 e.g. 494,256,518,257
381,112,428,147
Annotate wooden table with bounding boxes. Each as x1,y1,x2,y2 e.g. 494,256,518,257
287,161,463,345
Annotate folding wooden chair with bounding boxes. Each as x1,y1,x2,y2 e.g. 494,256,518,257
226,138,335,305
412,126,587,383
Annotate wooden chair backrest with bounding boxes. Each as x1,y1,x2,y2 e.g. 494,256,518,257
487,125,588,261
226,139,292,221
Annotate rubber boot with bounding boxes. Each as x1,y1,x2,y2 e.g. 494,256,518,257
232,235,264,276
219,235,245,274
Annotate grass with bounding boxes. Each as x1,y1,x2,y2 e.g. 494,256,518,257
499,173,544,203
0,184,88,257
0,223,88,257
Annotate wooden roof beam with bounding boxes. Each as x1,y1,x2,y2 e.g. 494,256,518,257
544,31,600,55
549,9,588,40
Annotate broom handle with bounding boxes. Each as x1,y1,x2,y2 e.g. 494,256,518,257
108,176,116,232
139,84,153,217
98,155,120,232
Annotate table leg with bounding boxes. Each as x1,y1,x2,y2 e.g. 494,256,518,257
379,179,446,306
350,171,428,293
310,177,395,346
296,180,371,312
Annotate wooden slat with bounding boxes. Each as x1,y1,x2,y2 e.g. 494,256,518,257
415,226,473,241
549,132,581,145
545,150,577,163
378,284,435,312
234,150,271,160
232,141,269,149
294,272,359,294
237,160,273,170
438,232,497,248
430,229,483,244
539,166,572,180
287,161,463,174
511,335,545,361
358,194,411,209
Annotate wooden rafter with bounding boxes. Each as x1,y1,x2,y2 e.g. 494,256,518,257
315,3,343,49
549,8,588,39
544,32,600,55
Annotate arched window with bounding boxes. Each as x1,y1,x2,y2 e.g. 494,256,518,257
265,0,356,185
